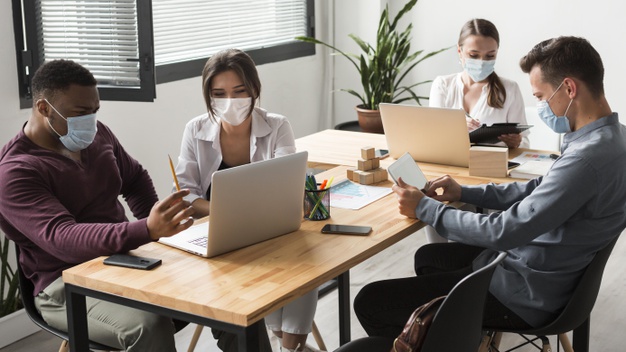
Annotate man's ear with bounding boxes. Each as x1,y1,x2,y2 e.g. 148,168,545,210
563,78,578,99
35,99,50,118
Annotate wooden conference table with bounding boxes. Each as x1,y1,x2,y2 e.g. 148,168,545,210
63,130,540,351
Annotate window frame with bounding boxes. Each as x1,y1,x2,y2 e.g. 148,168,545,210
13,0,316,109
13,0,156,109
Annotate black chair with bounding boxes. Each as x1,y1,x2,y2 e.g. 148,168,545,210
335,251,508,352
15,244,188,352
15,244,118,352
481,236,619,352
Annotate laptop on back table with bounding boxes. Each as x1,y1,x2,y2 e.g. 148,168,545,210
159,151,308,258
379,103,470,167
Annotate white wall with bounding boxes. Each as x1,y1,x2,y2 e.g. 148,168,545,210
330,0,626,126
2,0,626,199
0,1,328,201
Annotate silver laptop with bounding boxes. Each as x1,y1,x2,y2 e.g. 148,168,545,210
159,151,308,258
379,103,470,167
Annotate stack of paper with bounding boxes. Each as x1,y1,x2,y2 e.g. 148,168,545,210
509,160,554,179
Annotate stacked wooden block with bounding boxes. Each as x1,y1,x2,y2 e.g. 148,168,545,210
347,147,388,185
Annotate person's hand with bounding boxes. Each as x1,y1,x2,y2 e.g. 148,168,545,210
498,133,522,148
146,189,195,240
466,115,481,131
423,175,462,203
391,177,425,218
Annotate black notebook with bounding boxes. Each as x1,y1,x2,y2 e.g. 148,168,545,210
469,123,533,144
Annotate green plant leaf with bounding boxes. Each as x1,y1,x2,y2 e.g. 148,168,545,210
390,0,418,30
295,0,450,112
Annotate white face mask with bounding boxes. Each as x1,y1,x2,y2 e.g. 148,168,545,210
463,58,496,82
44,99,98,152
212,98,252,126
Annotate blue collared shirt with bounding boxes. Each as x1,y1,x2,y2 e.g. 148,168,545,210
415,113,626,326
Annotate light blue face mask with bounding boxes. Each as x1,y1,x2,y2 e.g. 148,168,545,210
536,81,572,134
463,58,496,82
44,99,98,152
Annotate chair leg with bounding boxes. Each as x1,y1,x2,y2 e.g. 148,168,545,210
477,332,492,352
59,340,69,352
187,325,204,352
477,331,501,352
492,332,503,349
572,318,590,352
558,333,573,352
538,336,551,352
311,320,327,351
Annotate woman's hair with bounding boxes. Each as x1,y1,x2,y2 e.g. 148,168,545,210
458,19,506,109
202,49,261,121
520,36,604,98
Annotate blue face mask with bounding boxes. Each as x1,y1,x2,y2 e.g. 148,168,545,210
463,58,496,82
45,99,98,152
536,81,572,134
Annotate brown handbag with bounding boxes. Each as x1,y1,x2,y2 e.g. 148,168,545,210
391,295,446,352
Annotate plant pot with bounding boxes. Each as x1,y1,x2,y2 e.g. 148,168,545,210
0,309,39,348
356,105,384,134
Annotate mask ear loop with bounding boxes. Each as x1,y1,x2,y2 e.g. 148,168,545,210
39,99,65,138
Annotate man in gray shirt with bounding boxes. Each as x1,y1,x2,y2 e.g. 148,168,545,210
354,36,626,338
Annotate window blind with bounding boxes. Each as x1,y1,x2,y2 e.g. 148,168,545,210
152,0,309,66
37,0,141,88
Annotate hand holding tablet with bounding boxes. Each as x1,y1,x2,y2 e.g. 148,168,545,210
387,152,429,191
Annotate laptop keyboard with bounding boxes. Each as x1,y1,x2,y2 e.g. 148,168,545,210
189,237,208,248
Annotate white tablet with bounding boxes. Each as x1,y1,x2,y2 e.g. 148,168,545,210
387,152,428,189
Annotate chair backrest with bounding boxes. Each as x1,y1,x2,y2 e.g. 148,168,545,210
523,236,619,335
14,244,116,351
421,251,507,352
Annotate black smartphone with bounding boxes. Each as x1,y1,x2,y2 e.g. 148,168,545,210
321,224,372,236
507,161,520,169
375,149,390,159
103,254,162,270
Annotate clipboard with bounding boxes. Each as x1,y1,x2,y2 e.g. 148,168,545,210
470,123,533,144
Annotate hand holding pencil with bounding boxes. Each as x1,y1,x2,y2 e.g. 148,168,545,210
144,155,195,240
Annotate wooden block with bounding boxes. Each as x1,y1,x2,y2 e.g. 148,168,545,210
361,147,375,160
346,168,356,180
356,170,375,185
373,168,388,183
357,159,373,171
371,157,380,169
352,170,361,182
469,146,508,178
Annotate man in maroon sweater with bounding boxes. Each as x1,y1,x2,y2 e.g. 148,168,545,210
0,60,195,351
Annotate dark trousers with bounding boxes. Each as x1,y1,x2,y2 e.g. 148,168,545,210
354,243,532,339
212,321,273,352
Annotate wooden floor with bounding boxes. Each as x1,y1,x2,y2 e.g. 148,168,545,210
2,227,625,352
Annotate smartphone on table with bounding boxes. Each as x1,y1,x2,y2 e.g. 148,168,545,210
103,254,162,270
321,224,372,236
375,149,389,159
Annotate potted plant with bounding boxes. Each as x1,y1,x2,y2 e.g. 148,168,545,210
297,0,449,133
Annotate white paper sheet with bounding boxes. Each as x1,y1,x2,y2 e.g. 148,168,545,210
329,179,392,210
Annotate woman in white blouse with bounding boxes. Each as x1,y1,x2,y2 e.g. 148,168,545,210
426,19,529,243
175,49,321,352
429,18,529,149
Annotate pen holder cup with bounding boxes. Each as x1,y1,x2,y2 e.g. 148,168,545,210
304,188,331,221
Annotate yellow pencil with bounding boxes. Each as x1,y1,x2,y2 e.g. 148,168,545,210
168,154,180,191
